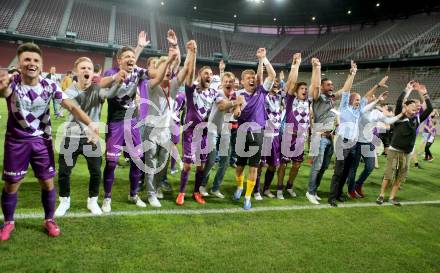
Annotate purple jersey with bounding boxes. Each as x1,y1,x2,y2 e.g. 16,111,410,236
138,79,149,121
284,94,310,137
264,92,283,135
173,91,186,125
423,117,433,134
6,75,67,140
184,84,220,128
415,107,425,135
232,85,268,128
104,67,148,122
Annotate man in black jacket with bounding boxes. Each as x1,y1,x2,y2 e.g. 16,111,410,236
376,81,433,206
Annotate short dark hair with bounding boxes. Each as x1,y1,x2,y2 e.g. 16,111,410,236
405,100,416,106
293,82,308,93
17,42,42,57
93,63,101,73
321,78,330,85
116,46,135,59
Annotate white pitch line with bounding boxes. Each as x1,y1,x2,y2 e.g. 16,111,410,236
11,200,440,220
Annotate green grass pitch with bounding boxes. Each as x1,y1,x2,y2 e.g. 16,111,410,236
0,100,439,273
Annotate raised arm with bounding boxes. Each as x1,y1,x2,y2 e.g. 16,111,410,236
310,57,321,101
185,40,197,86
334,60,357,99
395,80,417,114
417,84,434,123
257,48,276,82
166,29,181,75
285,53,301,94
362,91,388,114
149,47,178,89
256,53,264,85
176,40,196,85
219,59,225,79
0,70,12,98
364,76,389,99
134,31,150,62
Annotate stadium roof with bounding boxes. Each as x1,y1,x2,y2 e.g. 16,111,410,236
120,0,440,27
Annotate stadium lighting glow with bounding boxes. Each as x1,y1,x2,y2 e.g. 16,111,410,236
233,14,237,18
376,2,380,7
193,6,197,10
160,1,164,6
347,10,352,14
273,17,277,21
246,0,263,3
312,16,316,21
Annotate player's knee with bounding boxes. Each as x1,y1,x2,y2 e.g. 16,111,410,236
3,181,21,193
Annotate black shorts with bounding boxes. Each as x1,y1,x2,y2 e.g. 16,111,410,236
236,131,263,167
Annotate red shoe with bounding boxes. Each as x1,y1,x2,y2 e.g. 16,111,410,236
176,193,185,206
44,220,61,237
193,193,206,205
348,191,357,199
0,222,15,241
355,186,365,198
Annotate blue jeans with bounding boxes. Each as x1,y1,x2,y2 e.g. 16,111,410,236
229,127,237,165
347,142,376,191
202,132,230,192
308,136,334,195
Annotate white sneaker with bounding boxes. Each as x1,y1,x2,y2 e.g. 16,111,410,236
87,197,103,215
306,192,320,205
102,198,112,213
179,161,184,170
170,169,179,174
210,190,225,199
263,190,275,198
315,194,321,201
148,194,162,208
156,188,164,199
129,195,147,208
55,197,70,217
286,189,297,198
199,186,210,197
254,192,263,201
276,190,285,200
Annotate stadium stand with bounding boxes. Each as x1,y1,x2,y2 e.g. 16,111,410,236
353,14,440,60
16,0,67,38
187,26,223,58
156,15,185,52
114,8,150,47
227,32,279,62
0,0,21,30
66,1,111,44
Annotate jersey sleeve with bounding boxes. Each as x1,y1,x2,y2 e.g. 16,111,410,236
51,81,68,103
262,78,274,92
339,92,349,111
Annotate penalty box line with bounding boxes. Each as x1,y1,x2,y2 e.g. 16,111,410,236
12,200,440,220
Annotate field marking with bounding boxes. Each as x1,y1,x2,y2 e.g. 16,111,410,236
11,200,440,220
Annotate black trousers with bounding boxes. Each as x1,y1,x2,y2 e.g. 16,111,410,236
58,137,102,198
425,142,433,159
328,138,357,202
